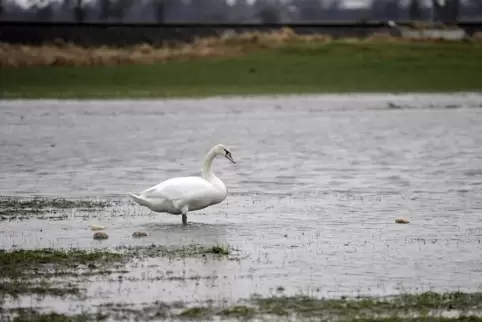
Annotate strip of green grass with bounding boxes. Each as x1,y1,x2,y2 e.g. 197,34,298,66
5,292,482,321
1,41,481,98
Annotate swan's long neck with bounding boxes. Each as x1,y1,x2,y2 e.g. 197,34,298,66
201,147,227,196
202,148,217,180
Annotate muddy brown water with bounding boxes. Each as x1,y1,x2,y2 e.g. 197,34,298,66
1,94,482,316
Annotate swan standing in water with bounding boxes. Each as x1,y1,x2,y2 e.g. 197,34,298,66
129,144,236,225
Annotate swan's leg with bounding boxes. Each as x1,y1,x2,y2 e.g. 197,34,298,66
181,206,189,225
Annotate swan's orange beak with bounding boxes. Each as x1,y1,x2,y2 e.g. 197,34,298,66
225,153,236,164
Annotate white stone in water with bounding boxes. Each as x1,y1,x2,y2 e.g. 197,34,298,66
90,224,106,231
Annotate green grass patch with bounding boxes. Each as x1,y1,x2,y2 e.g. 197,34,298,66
0,248,123,279
251,292,482,317
178,307,211,318
0,244,231,301
220,305,256,318
0,280,83,299
206,245,230,255
0,197,110,221
7,309,105,322
115,243,231,259
2,41,482,98
177,292,482,320
2,292,482,321
1,244,231,279
0,248,123,300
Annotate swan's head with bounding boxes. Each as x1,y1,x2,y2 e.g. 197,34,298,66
213,144,236,164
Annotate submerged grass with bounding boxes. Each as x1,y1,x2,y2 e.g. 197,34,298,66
0,197,110,221
0,280,83,299
6,309,104,322
0,248,123,278
249,292,482,317
1,244,231,278
125,292,482,320
0,244,231,302
2,29,482,97
178,307,211,318
5,292,481,321
115,243,231,259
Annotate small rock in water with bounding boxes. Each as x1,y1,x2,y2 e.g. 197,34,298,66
93,232,109,240
132,232,147,238
90,224,106,231
395,218,410,224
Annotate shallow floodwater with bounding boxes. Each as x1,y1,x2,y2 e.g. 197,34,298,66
1,94,482,315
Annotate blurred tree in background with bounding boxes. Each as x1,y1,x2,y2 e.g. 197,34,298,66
0,0,480,24
31,0,54,20
409,0,422,20
258,5,281,23
431,0,460,24
299,0,323,21
71,0,86,22
111,0,134,21
99,0,111,19
386,0,399,21
153,0,167,23
445,0,460,24
469,0,482,13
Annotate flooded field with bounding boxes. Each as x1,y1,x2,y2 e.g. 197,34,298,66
1,93,482,321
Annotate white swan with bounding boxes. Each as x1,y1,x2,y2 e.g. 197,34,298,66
128,144,236,225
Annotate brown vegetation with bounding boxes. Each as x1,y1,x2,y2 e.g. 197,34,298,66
472,32,482,42
0,28,327,68
0,28,479,68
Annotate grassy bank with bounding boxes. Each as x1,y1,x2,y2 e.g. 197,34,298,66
1,33,482,98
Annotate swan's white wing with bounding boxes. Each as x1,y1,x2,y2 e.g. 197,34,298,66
140,176,216,203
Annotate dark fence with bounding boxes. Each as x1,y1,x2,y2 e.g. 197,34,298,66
1,21,481,47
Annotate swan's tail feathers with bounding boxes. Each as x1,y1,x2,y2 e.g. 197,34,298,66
129,193,150,207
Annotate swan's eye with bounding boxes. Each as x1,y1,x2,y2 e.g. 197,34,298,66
224,149,230,156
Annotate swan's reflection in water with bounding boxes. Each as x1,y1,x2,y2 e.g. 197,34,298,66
140,219,231,246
